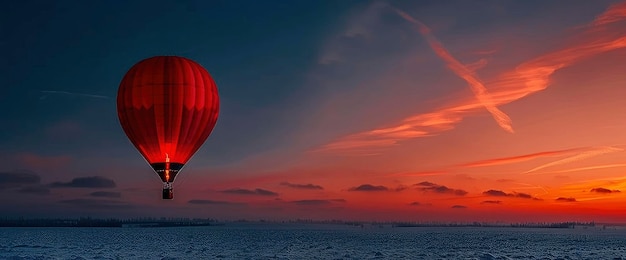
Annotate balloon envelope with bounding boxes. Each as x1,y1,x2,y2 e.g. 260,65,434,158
117,56,219,186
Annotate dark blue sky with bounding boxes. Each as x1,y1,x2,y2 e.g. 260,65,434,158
1,0,365,165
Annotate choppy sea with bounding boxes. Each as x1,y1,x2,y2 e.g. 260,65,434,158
1,223,625,259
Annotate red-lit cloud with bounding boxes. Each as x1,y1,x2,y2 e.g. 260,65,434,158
348,184,389,192
279,182,324,190
555,197,577,202
415,181,467,196
590,188,621,194
482,190,542,201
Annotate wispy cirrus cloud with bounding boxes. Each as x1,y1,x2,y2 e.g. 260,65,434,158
317,1,389,65
390,145,622,180
523,146,623,174
390,171,447,177
314,2,626,155
456,148,584,168
540,163,626,175
590,1,626,27
458,146,623,173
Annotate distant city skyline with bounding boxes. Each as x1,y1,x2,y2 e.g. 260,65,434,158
1,0,626,222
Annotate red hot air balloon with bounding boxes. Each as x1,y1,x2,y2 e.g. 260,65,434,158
117,56,219,199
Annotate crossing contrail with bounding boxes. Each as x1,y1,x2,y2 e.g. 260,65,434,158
40,90,109,99
394,8,514,133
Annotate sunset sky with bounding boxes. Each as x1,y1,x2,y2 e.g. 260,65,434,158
2,0,626,222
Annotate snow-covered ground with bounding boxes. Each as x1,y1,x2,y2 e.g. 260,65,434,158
1,223,625,259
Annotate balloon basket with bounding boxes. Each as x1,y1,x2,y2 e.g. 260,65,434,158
163,188,173,200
